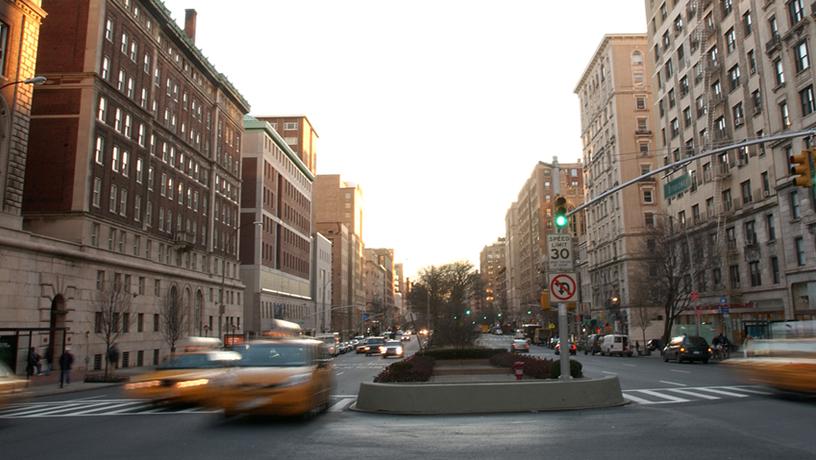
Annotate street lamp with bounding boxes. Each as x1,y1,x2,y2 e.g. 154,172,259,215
0,75,47,90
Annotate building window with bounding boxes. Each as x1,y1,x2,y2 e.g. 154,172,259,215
121,150,129,176
91,223,100,247
774,59,785,85
725,27,736,53
795,237,806,266
795,41,810,73
97,97,107,122
134,195,141,222
729,264,740,289
780,101,791,128
642,189,654,204
789,0,805,24
800,86,815,116
791,190,801,219
92,177,102,207
728,65,740,91
732,102,744,127
109,184,117,213
743,11,752,35
752,89,762,114
748,50,757,75
741,179,752,203
722,0,732,15
771,257,780,284
749,261,761,287
766,214,776,240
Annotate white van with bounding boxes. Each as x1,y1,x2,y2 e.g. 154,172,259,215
601,334,633,357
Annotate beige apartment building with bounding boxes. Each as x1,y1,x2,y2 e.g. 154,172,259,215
504,160,585,322
256,116,318,176
575,34,662,335
363,249,388,330
646,0,816,341
313,174,365,338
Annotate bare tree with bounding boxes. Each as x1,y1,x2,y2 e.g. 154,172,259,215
161,288,188,355
629,305,654,352
93,278,133,379
634,222,693,344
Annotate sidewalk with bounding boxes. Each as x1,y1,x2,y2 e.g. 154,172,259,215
16,367,147,399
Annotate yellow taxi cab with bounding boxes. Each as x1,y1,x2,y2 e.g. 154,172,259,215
0,362,27,407
726,338,816,394
123,349,240,404
210,338,334,417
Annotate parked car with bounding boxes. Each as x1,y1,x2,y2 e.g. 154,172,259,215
663,335,712,364
584,334,604,355
380,340,404,359
555,342,577,355
510,339,530,353
601,334,633,357
646,338,664,352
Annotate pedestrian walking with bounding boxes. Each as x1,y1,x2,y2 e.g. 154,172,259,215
635,341,641,355
26,347,41,379
59,347,74,388
107,344,120,369
44,346,53,376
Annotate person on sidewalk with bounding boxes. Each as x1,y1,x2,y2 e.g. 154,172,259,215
26,347,41,379
59,347,74,388
44,347,53,376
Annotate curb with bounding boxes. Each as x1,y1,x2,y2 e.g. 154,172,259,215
21,381,127,399
355,375,626,415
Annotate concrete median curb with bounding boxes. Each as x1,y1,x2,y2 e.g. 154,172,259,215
354,375,626,414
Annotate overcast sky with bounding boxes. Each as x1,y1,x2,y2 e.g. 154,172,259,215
161,0,647,278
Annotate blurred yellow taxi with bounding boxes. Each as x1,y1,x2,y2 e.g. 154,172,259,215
210,339,334,417
726,338,816,394
124,350,240,404
0,362,26,407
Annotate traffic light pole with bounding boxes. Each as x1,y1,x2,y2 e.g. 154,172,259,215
552,160,571,381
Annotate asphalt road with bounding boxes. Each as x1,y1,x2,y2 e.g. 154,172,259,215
1,334,814,460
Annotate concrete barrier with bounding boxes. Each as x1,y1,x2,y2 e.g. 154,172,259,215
354,375,626,414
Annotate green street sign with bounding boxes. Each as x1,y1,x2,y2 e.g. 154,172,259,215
664,173,691,200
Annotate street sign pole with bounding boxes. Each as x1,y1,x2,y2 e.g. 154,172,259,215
551,159,570,381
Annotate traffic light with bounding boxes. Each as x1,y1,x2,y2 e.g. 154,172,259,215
465,309,471,316
540,290,551,311
553,196,569,229
790,149,814,188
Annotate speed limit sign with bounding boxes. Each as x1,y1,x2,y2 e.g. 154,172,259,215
547,234,573,272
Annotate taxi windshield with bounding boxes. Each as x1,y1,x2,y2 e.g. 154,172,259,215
157,352,239,370
237,344,311,367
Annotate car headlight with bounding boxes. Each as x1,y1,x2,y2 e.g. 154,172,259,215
175,378,209,389
281,373,312,387
396,347,403,354
378,346,386,353
124,380,161,390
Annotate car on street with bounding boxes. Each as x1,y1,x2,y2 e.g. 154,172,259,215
358,337,386,355
663,335,712,363
401,332,412,341
726,337,816,394
601,334,633,357
510,339,530,353
124,350,241,405
380,340,404,358
555,341,577,355
493,328,503,335
209,339,334,418
315,334,340,357
0,362,26,407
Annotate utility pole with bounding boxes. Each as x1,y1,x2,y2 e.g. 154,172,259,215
552,158,571,381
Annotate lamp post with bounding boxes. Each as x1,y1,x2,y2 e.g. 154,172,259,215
219,220,261,340
0,75,47,90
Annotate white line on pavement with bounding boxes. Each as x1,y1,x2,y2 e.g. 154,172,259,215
601,371,618,375
5,403,88,417
659,380,688,387
96,401,151,415
622,364,637,367
722,386,772,395
694,387,749,398
331,395,357,398
635,390,691,403
328,398,354,412
66,402,122,416
670,369,692,374
622,393,672,405
336,371,344,375
664,388,721,400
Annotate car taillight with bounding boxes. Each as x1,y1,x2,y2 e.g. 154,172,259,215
680,347,686,353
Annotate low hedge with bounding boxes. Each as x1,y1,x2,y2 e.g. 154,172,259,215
417,347,506,360
489,352,583,379
374,355,435,383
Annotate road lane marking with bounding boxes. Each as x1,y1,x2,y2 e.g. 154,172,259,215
3,403,88,417
694,387,749,398
336,371,344,375
328,398,354,412
635,390,690,403
65,402,122,415
659,380,687,387
664,388,721,400
331,395,357,398
97,401,152,415
622,364,637,367
601,371,618,375
670,369,691,374
723,386,772,395
622,393,671,405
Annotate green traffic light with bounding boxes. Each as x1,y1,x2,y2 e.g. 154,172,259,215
554,214,569,228
465,309,471,315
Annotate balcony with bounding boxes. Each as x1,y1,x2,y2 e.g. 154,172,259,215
174,231,196,250
635,128,652,135
765,35,782,55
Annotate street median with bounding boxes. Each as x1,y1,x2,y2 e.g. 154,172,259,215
354,375,625,414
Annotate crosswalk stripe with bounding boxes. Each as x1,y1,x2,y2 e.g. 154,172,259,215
720,386,773,396
635,389,691,403
664,388,721,400
694,388,749,398
622,393,668,405
328,398,354,412
101,402,152,414
1,403,87,417
63,402,120,416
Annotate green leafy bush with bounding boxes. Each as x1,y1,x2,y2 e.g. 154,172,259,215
418,347,506,360
373,355,435,383
550,359,584,379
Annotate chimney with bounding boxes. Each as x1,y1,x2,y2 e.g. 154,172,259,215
184,9,197,43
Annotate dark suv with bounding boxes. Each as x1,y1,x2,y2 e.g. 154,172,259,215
663,335,712,364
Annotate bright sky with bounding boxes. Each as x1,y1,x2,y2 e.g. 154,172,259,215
161,0,647,279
